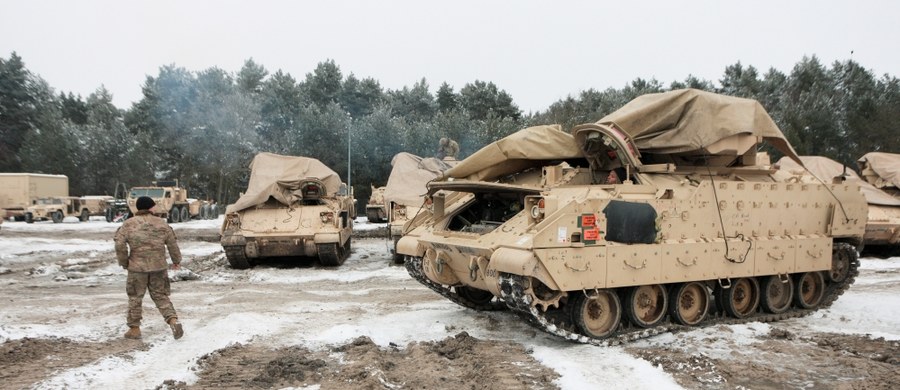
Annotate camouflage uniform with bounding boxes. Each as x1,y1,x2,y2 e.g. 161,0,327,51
114,210,182,327
437,138,460,159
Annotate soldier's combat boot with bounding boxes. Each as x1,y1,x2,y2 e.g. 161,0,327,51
124,326,141,339
168,317,184,340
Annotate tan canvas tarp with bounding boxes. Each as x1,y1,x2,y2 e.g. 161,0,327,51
778,156,900,206
227,153,343,213
384,153,455,207
858,152,900,189
443,125,583,181
598,89,801,163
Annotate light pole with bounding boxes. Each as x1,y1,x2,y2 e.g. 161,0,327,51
347,125,351,191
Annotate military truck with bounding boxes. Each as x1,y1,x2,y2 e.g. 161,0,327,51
0,173,69,220
126,180,215,223
397,89,867,344
383,152,457,263
25,195,113,223
221,153,356,268
778,155,900,255
366,185,387,222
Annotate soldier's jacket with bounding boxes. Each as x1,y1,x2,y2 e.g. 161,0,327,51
115,211,182,272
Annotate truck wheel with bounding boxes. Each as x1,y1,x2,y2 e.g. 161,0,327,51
25,213,34,224
51,210,64,223
169,207,180,223
210,204,219,218
180,206,190,222
105,207,114,222
200,205,209,220
79,209,89,222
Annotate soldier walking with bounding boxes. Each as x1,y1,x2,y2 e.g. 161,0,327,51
114,196,184,340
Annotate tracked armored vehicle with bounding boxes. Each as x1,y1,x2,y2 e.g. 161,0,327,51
778,155,900,255
383,153,457,263
398,89,867,344
366,185,387,223
221,153,355,268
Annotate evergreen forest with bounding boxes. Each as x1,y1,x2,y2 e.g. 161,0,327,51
1,52,897,208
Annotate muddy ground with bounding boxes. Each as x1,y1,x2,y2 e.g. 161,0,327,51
0,219,897,389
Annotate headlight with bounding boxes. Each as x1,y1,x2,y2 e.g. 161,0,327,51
530,198,545,219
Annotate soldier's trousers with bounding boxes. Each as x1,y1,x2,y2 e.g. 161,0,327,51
126,270,177,327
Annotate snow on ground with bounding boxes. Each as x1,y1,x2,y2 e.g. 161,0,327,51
353,216,386,231
1,219,898,390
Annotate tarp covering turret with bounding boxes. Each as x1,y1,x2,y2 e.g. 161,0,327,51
778,156,900,206
858,152,900,190
383,153,455,208
597,88,801,163
226,153,342,213
442,125,582,182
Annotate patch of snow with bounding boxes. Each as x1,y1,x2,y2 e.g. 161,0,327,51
35,312,286,389
532,344,682,390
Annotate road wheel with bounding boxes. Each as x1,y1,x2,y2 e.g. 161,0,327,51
722,277,760,319
25,212,34,224
624,284,668,328
761,276,793,314
572,290,621,339
79,209,89,222
51,210,64,223
794,272,825,309
456,286,495,306
668,282,710,326
179,206,190,222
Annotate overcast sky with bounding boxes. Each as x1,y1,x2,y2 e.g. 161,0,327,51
2,0,898,113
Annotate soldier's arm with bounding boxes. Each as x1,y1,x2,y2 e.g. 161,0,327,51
165,226,183,265
113,226,129,268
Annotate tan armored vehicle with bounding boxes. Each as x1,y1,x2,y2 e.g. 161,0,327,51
383,152,457,263
25,196,113,223
366,185,387,222
127,180,215,223
397,89,867,344
221,153,356,268
778,155,900,254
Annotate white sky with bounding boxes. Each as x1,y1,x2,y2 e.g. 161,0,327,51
2,0,898,113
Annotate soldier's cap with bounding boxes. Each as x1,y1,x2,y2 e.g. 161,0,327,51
136,196,156,210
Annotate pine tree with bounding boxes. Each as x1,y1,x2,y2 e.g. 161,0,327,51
236,58,268,94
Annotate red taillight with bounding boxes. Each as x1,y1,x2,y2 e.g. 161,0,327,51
304,184,320,196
